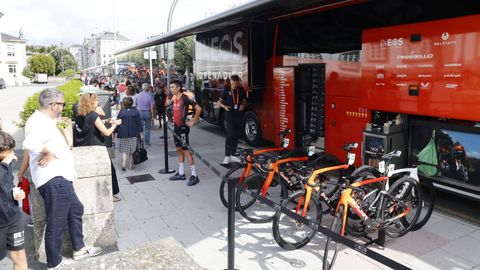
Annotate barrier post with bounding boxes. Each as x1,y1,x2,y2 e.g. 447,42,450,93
158,108,175,174
226,176,236,270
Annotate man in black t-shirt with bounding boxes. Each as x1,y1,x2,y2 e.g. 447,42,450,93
218,75,247,165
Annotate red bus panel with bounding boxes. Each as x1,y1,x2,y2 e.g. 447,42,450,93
273,67,296,148
325,96,369,166
362,14,480,121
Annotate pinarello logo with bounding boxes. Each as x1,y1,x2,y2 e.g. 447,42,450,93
442,32,449,41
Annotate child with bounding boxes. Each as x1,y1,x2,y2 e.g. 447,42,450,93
0,131,27,269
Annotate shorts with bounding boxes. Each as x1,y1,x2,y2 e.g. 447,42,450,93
174,125,190,150
0,218,25,260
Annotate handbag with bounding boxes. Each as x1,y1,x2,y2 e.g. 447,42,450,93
133,140,148,165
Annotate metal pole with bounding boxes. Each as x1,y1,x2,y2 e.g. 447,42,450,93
113,0,118,77
149,47,154,86
158,0,178,175
227,177,236,270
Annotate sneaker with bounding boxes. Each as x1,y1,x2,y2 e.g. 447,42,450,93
48,257,74,269
230,155,242,163
169,173,186,181
221,156,230,165
27,221,34,228
73,245,101,261
187,175,200,186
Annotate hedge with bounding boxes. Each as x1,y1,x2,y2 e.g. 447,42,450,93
18,79,82,127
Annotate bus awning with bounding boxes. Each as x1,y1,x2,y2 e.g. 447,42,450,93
114,0,357,55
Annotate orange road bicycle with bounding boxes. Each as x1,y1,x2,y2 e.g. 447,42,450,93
272,143,359,250
272,148,422,253
322,169,422,270
219,128,339,209
235,143,349,223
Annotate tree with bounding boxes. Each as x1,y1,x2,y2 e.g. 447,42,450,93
50,48,77,75
28,54,56,75
173,36,193,74
117,49,149,66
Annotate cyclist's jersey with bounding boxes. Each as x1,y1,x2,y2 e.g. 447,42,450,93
173,94,197,127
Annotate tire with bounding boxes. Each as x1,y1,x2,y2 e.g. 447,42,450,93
406,178,435,231
344,166,382,237
219,164,259,209
381,176,423,238
236,172,288,223
243,111,262,146
272,190,322,250
323,206,344,270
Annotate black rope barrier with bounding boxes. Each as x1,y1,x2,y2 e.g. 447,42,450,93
164,125,411,270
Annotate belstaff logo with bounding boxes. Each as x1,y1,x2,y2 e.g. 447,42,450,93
442,32,449,40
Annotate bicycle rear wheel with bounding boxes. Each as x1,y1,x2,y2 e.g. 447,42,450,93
236,172,287,223
219,164,259,209
323,206,344,270
272,190,322,250
403,177,435,231
381,176,423,238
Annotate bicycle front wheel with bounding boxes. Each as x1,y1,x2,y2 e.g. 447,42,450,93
219,164,258,209
236,172,287,223
323,206,344,270
381,176,423,238
272,190,322,250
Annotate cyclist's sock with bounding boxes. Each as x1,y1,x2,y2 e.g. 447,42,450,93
179,163,185,175
190,165,197,177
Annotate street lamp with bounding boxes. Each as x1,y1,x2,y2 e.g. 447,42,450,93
158,0,178,176
166,0,178,97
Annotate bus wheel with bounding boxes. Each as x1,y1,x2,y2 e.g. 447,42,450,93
243,111,262,146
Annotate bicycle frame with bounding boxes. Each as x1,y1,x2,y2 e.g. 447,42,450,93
240,147,286,180
336,177,412,236
259,156,310,196
301,165,351,217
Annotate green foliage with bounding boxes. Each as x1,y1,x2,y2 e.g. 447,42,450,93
174,36,193,74
59,69,75,78
28,54,56,75
22,68,34,79
18,80,82,128
118,49,149,66
50,49,77,75
27,45,58,54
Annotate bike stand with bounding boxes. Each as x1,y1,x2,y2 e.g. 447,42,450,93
363,229,386,250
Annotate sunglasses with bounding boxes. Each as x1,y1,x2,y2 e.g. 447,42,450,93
49,102,65,106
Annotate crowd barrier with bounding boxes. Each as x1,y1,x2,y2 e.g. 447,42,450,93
164,124,412,270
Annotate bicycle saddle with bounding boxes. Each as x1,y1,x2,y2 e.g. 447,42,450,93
381,150,402,160
343,142,358,152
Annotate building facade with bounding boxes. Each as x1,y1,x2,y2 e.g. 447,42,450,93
82,31,129,71
68,44,83,70
0,12,27,86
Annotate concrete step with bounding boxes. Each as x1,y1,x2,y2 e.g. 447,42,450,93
59,237,202,270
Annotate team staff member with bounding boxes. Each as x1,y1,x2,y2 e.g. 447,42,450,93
218,75,247,165
168,80,202,186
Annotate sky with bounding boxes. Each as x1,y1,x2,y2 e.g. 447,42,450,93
1,0,252,47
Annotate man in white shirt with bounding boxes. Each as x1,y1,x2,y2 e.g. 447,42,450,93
23,88,100,269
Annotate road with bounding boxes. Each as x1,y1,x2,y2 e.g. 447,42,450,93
0,83,62,146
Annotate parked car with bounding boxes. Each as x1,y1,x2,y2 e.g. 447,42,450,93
33,73,48,84
0,77,5,89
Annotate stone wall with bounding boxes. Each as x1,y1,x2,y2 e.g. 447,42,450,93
30,146,116,263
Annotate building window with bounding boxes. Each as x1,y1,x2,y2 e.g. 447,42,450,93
8,64,16,73
7,45,15,57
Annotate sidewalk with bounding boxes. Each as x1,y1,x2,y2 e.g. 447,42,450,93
111,121,480,270
2,120,479,269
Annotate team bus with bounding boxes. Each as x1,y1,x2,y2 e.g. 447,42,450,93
116,0,480,200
